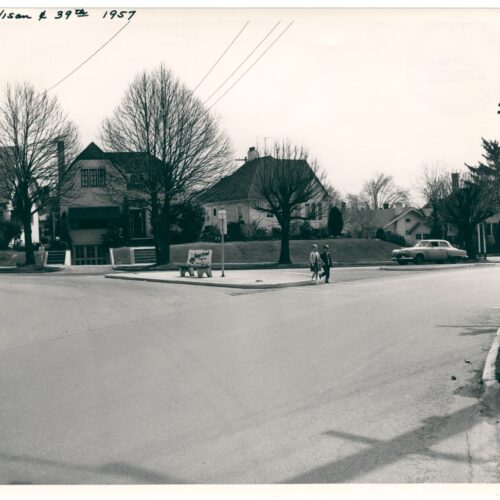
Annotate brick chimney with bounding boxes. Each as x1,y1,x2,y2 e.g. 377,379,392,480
247,146,258,161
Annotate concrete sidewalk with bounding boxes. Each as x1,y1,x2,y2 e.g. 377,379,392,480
106,268,318,289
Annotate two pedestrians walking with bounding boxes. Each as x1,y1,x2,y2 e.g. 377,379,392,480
309,244,333,284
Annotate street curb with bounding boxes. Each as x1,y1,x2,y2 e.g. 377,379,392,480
380,262,498,272
481,327,500,412
105,274,315,289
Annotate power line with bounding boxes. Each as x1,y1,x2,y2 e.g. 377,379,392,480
207,21,294,110
192,21,250,93
203,21,281,105
46,20,132,93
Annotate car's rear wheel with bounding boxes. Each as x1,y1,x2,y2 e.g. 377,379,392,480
414,254,425,265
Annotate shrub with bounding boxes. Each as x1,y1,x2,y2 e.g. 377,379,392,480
328,206,344,237
101,221,127,249
315,226,329,239
201,224,221,242
171,200,205,243
241,221,269,240
299,221,314,239
271,227,282,239
227,221,244,241
385,231,406,247
0,220,22,250
253,226,269,239
290,221,302,237
375,227,387,241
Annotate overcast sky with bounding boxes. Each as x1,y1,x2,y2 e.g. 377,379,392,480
2,7,500,200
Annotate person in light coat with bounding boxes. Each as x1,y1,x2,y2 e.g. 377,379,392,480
309,244,321,284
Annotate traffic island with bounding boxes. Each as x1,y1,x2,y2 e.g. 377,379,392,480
105,269,316,289
380,262,499,272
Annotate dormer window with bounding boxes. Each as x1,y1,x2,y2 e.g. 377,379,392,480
81,168,106,187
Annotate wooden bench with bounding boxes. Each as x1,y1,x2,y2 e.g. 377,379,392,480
179,249,213,278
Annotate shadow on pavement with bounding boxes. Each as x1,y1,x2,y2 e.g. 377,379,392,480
0,452,186,484
436,323,499,337
284,403,487,483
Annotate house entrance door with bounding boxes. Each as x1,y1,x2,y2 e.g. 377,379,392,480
130,209,146,239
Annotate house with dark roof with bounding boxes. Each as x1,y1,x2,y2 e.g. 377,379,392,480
198,147,329,234
58,142,153,265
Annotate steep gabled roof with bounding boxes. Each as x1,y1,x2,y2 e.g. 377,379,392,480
383,207,429,229
198,158,263,203
104,151,164,174
74,142,106,161
198,156,323,203
74,143,164,174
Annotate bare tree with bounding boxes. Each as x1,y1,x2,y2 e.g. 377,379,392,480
361,173,410,209
252,140,327,264
0,83,79,265
101,64,233,264
343,193,376,238
418,163,451,238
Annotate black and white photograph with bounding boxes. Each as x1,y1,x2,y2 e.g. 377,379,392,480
1,1,500,497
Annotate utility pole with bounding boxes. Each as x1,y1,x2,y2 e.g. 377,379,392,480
218,209,227,277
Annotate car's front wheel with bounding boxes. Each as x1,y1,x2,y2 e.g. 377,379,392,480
414,254,425,265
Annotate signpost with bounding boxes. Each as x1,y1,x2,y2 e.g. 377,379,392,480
218,209,227,277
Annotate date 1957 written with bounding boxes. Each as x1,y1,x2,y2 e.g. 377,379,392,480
0,9,136,21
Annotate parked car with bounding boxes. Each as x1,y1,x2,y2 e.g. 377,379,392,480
392,239,467,265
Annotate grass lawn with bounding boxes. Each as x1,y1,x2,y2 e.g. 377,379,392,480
168,239,399,265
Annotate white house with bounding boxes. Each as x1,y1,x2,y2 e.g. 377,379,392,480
198,147,329,235
58,142,154,265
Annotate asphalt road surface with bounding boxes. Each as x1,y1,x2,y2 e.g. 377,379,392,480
0,266,499,484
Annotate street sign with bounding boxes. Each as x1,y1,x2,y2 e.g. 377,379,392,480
221,216,227,235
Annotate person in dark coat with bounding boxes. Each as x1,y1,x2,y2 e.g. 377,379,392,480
320,244,333,283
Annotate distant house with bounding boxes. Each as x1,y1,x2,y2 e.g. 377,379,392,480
58,142,154,265
198,147,329,234
379,207,432,245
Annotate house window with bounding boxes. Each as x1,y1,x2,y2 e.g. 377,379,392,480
237,206,243,220
213,208,217,217
309,203,316,219
405,218,411,223
81,168,106,187
74,245,108,265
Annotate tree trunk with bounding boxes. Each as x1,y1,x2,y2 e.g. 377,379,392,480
23,210,35,266
462,225,476,260
157,199,171,265
150,194,161,264
278,216,291,265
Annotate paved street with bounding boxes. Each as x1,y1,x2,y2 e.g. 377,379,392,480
0,266,499,484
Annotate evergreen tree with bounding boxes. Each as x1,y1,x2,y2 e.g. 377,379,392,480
328,206,344,238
